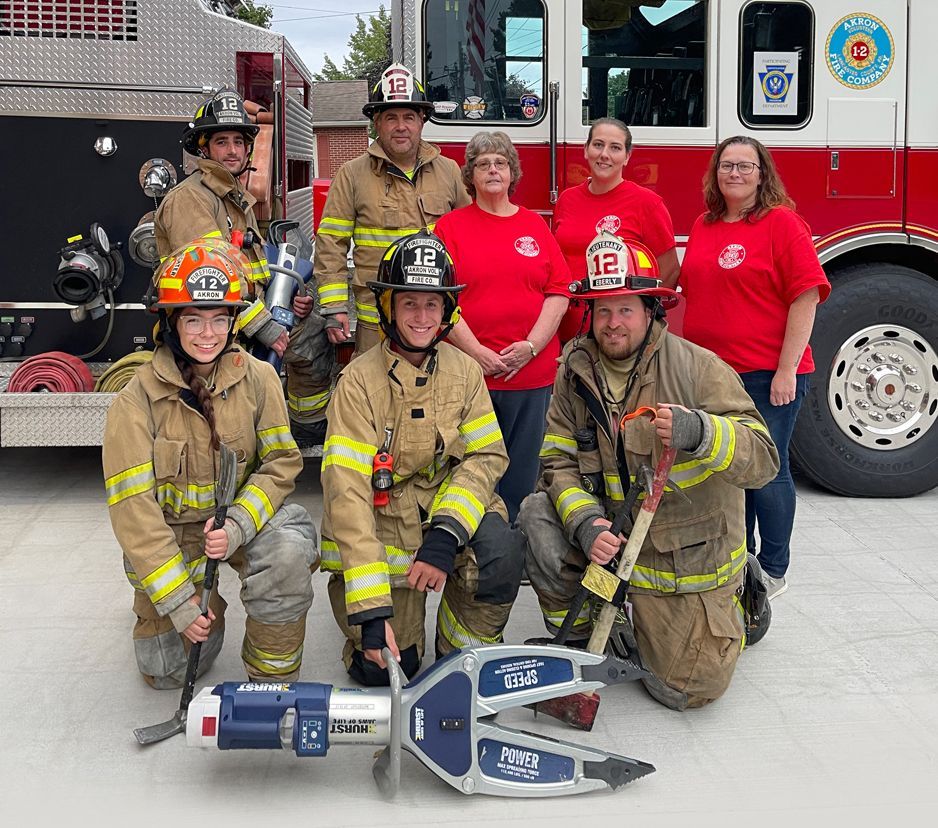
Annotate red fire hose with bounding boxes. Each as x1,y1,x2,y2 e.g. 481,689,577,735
6,352,95,392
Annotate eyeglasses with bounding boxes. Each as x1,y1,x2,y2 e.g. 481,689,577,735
179,315,235,335
475,158,509,171
718,161,761,175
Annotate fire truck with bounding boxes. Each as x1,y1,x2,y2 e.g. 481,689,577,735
325,0,935,498
0,1,315,443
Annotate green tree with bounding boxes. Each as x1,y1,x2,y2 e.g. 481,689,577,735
235,0,273,29
314,5,391,90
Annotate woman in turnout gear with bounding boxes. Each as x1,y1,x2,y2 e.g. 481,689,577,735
320,230,526,686
103,238,319,688
519,233,780,710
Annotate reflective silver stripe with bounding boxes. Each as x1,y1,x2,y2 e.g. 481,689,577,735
700,414,736,472
124,553,206,592
105,461,155,505
232,484,274,532
156,482,215,515
322,435,376,476
432,485,484,534
459,412,502,453
257,425,297,459
287,390,330,414
385,545,414,576
604,475,625,501
436,595,501,649
540,433,577,457
320,539,342,572
344,561,391,604
242,640,303,675
630,539,747,593
556,487,599,524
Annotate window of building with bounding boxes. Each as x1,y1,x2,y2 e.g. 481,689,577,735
423,0,547,123
739,2,813,128
580,1,707,127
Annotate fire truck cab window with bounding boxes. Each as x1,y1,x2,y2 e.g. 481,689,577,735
580,1,707,127
739,2,814,128
423,0,546,123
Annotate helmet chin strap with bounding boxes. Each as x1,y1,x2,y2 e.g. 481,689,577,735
374,291,458,357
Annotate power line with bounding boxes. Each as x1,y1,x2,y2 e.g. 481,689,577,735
274,10,380,22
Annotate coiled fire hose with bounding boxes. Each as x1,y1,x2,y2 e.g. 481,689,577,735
94,351,153,392
6,351,95,392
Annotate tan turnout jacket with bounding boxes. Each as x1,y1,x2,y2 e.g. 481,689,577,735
539,321,780,595
320,341,508,625
313,141,470,324
103,345,301,620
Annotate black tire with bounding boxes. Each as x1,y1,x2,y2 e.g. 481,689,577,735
791,263,938,497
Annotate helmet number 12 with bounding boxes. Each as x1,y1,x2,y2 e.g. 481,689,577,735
413,247,438,268
590,252,620,277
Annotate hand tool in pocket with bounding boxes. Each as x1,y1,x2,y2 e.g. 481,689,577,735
134,442,239,745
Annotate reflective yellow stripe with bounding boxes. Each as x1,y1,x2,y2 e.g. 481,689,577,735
319,217,354,237
242,640,303,676
540,433,577,458
240,299,265,326
437,595,501,649
320,539,342,572
233,484,274,532
699,414,736,472
257,425,297,459
385,545,414,576
354,299,380,325
604,474,625,501
729,415,769,436
323,435,376,476
156,481,215,515
460,411,502,453
345,561,391,605
734,593,747,652
432,485,484,534
203,230,223,238
159,277,183,291
630,539,747,594
106,461,155,505
317,283,348,305
288,389,330,415
125,554,205,593
353,226,423,247
555,486,599,524
543,603,591,632
139,551,190,604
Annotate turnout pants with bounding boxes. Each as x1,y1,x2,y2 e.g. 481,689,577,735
328,512,526,685
519,492,744,710
131,503,319,689
285,310,337,429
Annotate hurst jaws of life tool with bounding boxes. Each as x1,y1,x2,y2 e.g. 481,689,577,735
186,644,655,798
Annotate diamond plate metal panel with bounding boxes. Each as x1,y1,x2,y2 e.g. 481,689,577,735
0,392,116,446
0,0,290,118
402,0,417,72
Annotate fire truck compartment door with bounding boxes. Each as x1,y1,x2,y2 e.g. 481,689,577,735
827,98,897,199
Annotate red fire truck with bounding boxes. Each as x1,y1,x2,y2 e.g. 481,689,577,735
316,0,936,497
0,0,315,445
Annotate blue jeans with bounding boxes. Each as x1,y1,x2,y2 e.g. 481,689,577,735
740,371,809,579
489,386,552,524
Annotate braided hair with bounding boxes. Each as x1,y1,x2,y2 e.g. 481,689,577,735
174,353,222,452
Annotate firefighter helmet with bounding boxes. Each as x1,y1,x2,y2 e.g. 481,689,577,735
182,88,260,157
151,238,250,311
362,63,435,120
568,232,678,309
367,230,464,352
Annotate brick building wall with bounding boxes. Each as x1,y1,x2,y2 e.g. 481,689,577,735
317,126,369,178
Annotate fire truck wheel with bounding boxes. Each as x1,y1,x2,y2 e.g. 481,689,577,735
791,263,938,497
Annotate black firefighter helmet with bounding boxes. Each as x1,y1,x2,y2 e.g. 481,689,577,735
367,230,464,353
182,88,260,157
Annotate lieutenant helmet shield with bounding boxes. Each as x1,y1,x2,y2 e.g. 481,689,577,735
570,231,678,309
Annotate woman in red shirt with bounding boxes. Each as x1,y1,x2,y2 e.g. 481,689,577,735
680,136,831,599
553,118,678,341
435,132,570,521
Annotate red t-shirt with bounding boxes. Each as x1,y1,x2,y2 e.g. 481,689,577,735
680,206,831,374
553,179,676,341
435,203,571,391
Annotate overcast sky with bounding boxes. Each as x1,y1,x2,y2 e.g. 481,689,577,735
267,1,384,76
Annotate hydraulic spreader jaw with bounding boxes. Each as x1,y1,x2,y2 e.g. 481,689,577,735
186,644,655,798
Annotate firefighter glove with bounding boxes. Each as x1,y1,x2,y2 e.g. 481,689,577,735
670,407,704,452
414,526,461,576
360,617,388,652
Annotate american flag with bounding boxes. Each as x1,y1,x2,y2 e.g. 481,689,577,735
465,0,486,91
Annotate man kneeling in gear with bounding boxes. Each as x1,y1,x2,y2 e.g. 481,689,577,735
320,230,526,686
519,233,779,710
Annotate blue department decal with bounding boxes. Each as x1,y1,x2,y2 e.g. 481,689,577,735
826,13,895,90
